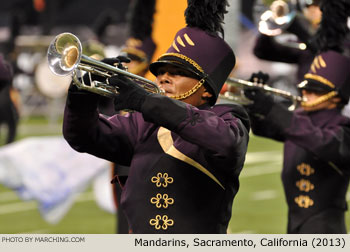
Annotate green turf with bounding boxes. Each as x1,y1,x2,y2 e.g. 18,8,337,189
0,119,349,234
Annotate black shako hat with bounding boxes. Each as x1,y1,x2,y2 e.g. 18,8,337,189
149,0,235,105
298,50,350,102
150,28,235,105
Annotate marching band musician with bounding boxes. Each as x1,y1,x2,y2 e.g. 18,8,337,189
244,0,350,234
244,51,350,233
62,0,250,233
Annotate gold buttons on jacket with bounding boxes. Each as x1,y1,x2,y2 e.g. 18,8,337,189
295,163,315,209
296,179,314,192
149,215,174,230
151,172,174,188
297,163,315,176
294,195,314,208
149,173,175,231
150,193,174,208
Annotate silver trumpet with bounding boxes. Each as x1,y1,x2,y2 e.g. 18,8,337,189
220,77,306,111
47,32,163,98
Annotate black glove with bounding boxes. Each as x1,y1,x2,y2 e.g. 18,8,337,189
244,72,274,116
109,75,149,112
249,71,269,84
82,56,131,85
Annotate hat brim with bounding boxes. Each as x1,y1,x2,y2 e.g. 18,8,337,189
149,56,204,80
298,79,334,93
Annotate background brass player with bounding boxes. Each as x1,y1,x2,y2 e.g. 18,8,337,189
243,0,350,233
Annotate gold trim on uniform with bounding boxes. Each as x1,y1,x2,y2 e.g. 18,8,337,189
158,53,204,73
296,179,314,192
172,41,180,53
176,36,186,47
151,173,174,188
150,193,174,208
301,91,338,107
149,215,174,230
169,78,205,100
304,73,335,89
295,195,314,208
297,163,315,176
157,127,225,189
310,55,327,73
184,33,195,46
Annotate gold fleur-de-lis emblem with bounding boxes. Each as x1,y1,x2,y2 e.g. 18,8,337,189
151,173,174,188
296,179,314,192
295,195,314,208
297,163,315,176
149,215,174,230
150,193,174,208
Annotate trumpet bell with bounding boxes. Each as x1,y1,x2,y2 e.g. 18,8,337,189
254,0,298,36
47,33,82,76
47,32,163,98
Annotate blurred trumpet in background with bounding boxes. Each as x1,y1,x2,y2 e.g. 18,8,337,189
220,76,306,111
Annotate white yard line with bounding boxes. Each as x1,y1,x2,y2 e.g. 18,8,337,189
0,201,38,215
0,191,94,215
244,151,282,164
241,161,281,178
0,191,19,202
251,190,278,201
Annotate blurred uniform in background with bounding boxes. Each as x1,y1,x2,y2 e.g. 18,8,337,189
62,0,250,233
244,0,350,233
0,54,19,145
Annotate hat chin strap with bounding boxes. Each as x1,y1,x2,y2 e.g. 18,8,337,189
169,78,205,100
301,91,338,107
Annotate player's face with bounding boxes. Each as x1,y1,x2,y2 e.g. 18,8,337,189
301,89,339,111
155,65,212,106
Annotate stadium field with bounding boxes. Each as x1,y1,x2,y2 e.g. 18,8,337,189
0,117,349,234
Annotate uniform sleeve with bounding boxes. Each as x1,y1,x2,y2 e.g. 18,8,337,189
62,89,137,166
266,105,350,171
253,34,303,64
141,94,249,161
249,114,286,142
